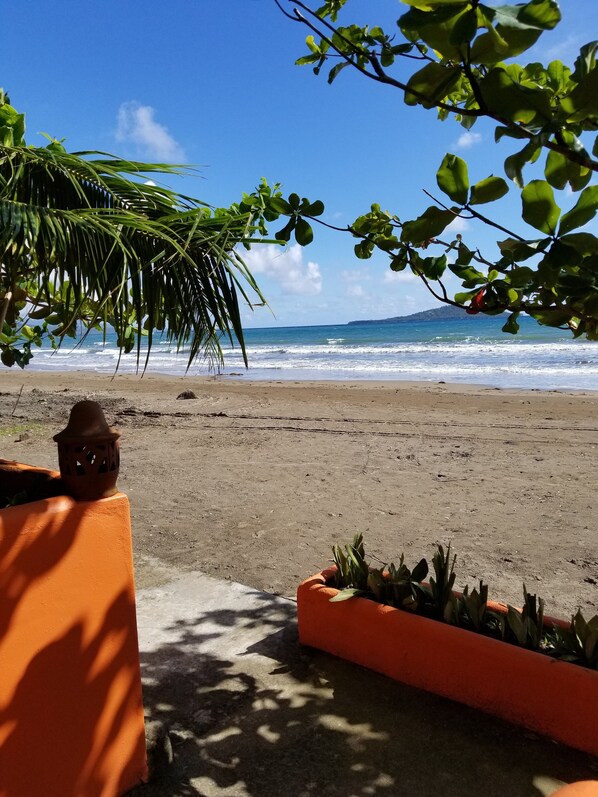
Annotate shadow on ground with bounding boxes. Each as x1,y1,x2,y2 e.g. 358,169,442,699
129,588,598,797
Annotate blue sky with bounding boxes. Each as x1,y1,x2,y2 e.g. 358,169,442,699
3,0,597,327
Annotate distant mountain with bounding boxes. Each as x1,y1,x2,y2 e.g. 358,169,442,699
348,305,471,325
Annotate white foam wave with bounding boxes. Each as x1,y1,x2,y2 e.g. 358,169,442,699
24,327,598,390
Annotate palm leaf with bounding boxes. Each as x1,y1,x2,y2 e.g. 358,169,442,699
0,141,266,370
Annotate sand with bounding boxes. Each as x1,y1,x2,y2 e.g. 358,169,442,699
1,369,597,619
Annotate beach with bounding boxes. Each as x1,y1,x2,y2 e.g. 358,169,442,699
1,370,597,619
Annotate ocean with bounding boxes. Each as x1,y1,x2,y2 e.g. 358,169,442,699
24,315,598,391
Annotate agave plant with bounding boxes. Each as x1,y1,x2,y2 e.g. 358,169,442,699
368,555,429,611
495,586,546,651
458,581,490,632
326,535,598,671
427,544,459,623
551,610,598,669
0,91,267,370
330,533,370,597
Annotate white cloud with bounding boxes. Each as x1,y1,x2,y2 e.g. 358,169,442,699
445,215,471,234
341,268,369,283
346,284,366,298
383,270,418,284
455,131,482,150
116,102,185,161
240,244,322,296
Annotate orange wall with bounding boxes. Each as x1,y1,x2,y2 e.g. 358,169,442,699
0,475,147,797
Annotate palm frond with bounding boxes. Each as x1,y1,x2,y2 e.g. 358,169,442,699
0,143,266,371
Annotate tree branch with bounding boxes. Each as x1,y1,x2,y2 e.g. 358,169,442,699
282,0,598,173
418,273,462,308
283,1,484,118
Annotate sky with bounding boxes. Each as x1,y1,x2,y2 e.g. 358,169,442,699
3,0,597,328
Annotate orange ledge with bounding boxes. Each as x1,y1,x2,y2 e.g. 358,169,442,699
0,462,147,797
553,783,598,796
297,568,598,757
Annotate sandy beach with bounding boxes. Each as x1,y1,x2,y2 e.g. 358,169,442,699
1,370,597,619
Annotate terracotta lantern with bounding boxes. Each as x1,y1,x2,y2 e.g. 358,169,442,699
53,401,121,500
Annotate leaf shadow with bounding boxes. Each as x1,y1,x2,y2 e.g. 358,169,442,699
129,593,598,797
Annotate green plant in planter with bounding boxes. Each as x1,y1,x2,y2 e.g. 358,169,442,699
331,533,369,597
503,586,546,651
0,490,29,509
428,544,458,623
368,555,428,611
331,535,428,608
551,610,598,668
458,581,490,633
326,536,598,671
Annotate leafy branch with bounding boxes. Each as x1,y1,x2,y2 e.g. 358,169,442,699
0,96,272,370
268,0,598,339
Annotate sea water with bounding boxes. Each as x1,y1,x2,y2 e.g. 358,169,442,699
24,315,598,391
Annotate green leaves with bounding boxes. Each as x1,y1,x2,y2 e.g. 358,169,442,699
518,0,561,30
428,543,458,623
545,149,592,192
328,535,598,670
401,0,470,9
558,186,598,236
417,253,448,279
400,4,476,60
331,533,369,592
295,218,314,245
401,206,455,243
469,175,509,205
504,139,542,189
552,610,598,668
404,63,461,108
459,581,489,632
521,180,561,234
479,66,552,125
282,0,598,340
271,194,324,246
502,312,520,334
436,153,469,204
504,587,546,650
0,122,275,371
0,99,26,147
469,1,560,64
561,59,598,122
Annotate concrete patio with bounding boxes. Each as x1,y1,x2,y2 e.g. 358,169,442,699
130,572,598,797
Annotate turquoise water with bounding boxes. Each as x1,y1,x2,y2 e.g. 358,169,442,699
26,315,598,391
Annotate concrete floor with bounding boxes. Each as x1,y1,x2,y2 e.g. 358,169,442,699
129,572,598,797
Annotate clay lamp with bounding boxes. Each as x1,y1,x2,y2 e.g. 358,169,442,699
53,401,121,500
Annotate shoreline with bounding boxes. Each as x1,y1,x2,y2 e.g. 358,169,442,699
1,370,597,619
15,311,598,393
3,367,598,396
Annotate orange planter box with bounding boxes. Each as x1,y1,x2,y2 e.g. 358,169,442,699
0,463,147,797
553,783,598,796
297,567,598,756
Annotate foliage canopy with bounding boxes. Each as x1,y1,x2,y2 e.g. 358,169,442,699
0,90,267,370
266,0,598,337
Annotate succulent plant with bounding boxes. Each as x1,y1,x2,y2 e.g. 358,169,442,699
330,533,369,599
551,610,598,669
368,555,428,611
428,544,458,623
503,586,546,650
327,536,597,671
458,581,489,632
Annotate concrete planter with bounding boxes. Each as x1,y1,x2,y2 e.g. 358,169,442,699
297,567,598,756
0,461,147,797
